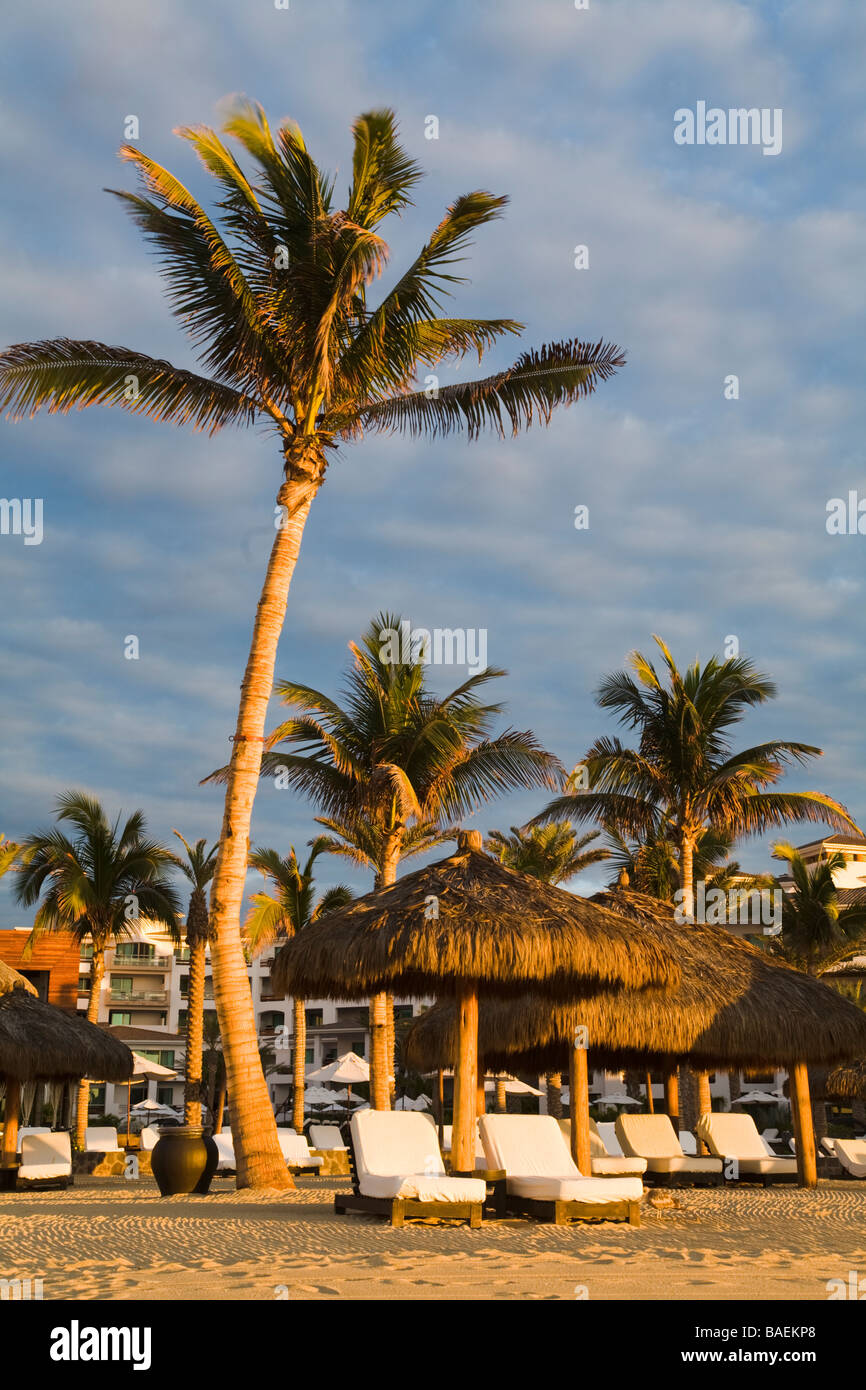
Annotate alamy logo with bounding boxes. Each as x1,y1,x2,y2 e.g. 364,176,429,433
378,620,487,676
1,1276,43,1300
0,497,43,545
49,1320,152,1371
674,102,782,157
826,1270,866,1300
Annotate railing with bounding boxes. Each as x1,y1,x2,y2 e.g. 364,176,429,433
109,989,169,1005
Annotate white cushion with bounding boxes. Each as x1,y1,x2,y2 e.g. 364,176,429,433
277,1129,323,1168
351,1111,484,1203
508,1174,643,1203
85,1127,121,1153
617,1113,684,1159
696,1112,769,1161
736,1157,798,1176
679,1130,698,1156
645,1155,722,1174
19,1132,72,1179
309,1124,347,1151
596,1121,624,1156
139,1126,160,1152
591,1156,648,1177
16,1126,50,1154
213,1133,236,1170
835,1138,866,1178
480,1114,584,1177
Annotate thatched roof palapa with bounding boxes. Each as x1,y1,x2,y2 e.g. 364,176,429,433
825,1059,866,1102
0,960,133,1083
405,889,866,1074
277,837,679,1000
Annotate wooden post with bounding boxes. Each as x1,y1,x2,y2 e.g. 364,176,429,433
494,1076,507,1114
452,983,478,1173
569,1044,591,1175
791,1062,818,1188
436,1069,445,1151
1,1077,21,1167
476,1062,486,1118
664,1071,680,1132
696,1071,712,1154
645,1071,655,1114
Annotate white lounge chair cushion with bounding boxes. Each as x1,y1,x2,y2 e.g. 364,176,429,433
596,1121,625,1156
736,1157,798,1176
19,1132,72,1180
213,1134,236,1170
351,1110,485,1203
591,1156,648,1177
309,1124,347,1152
616,1112,717,1167
679,1130,698,1156
276,1129,323,1168
696,1112,769,1161
508,1173,643,1202
85,1127,121,1153
16,1126,50,1153
139,1126,161,1152
479,1114,643,1203
835,1138,866,1178
644,1156,723,1174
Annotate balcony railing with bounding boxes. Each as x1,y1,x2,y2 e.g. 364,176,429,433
109,989,169,1005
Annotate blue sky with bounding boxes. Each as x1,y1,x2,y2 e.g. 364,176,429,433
1,0,865,926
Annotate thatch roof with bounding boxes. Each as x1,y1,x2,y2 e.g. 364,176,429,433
405,888,866,1072
825,1059,866,1102
0,990,134,1083
0,960,38,998
276,834,679,1001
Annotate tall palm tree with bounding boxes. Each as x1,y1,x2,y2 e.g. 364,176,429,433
171,832,218,1126
769,842,866,976
602,822,771,902
14,792,182,1146
0,835,25,879
536,636,859,919
217,611,560,1106
0,103,624,1187
244,839,352,1134
485,821,608,885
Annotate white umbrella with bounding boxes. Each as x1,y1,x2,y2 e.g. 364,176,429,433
304,1085,342,1108
131,1098,174,1113
306,1051,370,1084
483,1077,544,1097
594,1094,641,1107
734,1091,789,1106
394,1094,431,1110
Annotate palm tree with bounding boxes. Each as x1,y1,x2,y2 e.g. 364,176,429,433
244,839,352,1134
769,842,866,976
171,832,218,1126
536,636,859,919
14,792,182,1146
485,821,608,885
602,822,771,902
0,835,26,879
0,102,624,1187
221,611,560,1106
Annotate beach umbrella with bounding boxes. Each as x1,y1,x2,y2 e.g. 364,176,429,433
405,889,866,1187
306,1051,370,1120
277,831,678,1173
115,1051,178,1144
733,1090,788,1106
594,1094,641,1107
482,1077,544,1097
0,961,133,1167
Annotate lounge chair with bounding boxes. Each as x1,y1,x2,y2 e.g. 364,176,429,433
695,1112,798,1184
84,1126,122,1153
616,1114,723,1186
480,1114,642,1225
15,1126,50,1153
276,1128,324,1172
556,1119,647,1178
335,1110,485,1227
212,1133,236,1172
834,1138,866,1179
308,1123,347,1152
761,1127,780,1150
18,1132,72,1188
139,1126,161,1152
596,1121,624,1155
679,1129,698,1155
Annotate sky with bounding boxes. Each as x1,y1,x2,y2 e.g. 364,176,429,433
1,0,865,926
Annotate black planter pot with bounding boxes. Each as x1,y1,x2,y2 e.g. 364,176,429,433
150,1125,218,1196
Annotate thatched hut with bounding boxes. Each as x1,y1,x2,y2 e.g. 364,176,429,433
277,833,679,1171
0,960,133,1165
405,890,866,1186
825,1060,866,1103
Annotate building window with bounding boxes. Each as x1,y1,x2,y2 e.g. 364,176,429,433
109,1011,131,1026
350,1039,366,1058
290,1048,315,1066
174,947,191,963
393,1005,414,1021
88,1084,106,1109
260,1011,285,1032
156,1086,175,1106
305,1007,324,1027
322,1039,338,1064
111,975,133,998
78,975,91,995
114,943,157,963
80,944,93,960
136,1049,176,1070
177,1010,187,1030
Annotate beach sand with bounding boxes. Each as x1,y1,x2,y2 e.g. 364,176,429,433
1,1175,863,1301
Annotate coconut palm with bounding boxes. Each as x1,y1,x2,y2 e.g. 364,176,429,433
0,103,624,1186
244,839,353,1134
0,835,25,879
769,842,866,976
14,792,182,1146
171,832,218,1125
219,611,560,1106
536,636,859,919
485,821,608,885
602,822,771,903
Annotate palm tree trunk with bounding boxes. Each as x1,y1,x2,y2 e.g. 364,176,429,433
292,997,306,1134
370,832,402,1110
546,1073,563,1119
385,992,396,1103
208,462,319,1188
76,946,105,1148
679,832,695,922
495,1077,507,1114
214,1081,226,1135
184,938,207,1126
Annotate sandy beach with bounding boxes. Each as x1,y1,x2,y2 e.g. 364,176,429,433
1,1175,863,1302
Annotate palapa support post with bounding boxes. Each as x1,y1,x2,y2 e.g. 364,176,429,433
569,1042,591,1175
645,1071,655,1114
436,1068,445,1151
452,981,478,1174
791,1061,818,1188
696,1072,712,1154
664,1071,680,1132
476,1063,486,1118
1,1076,20,1167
